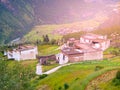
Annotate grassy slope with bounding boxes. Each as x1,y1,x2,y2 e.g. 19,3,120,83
38,45,59,56
2,46,120,90
23,25,62,42
30,47,120,90
34,56,120,90
28,47,118,90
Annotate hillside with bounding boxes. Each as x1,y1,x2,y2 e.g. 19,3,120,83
0,0,34,44
22,13,107,43
23,9,120,43
1,44,120,90
0,0,119,44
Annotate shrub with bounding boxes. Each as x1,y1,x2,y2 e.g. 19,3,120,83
94,66,104,71
58,86,62,90
39,74,48,80
112,70,120,86
64,83,69,90
116,70,120,79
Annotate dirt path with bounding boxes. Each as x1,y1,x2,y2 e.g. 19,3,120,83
43,63,71,74
43,62,81,74
86,70,118,90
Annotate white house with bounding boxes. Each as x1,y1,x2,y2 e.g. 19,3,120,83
80,33,110,50
7,45,38,61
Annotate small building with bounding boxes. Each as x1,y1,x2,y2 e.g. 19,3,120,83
57,33,110,64
80,33,110,50
7,45,38,61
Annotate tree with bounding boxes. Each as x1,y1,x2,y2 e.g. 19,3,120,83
45,34,49,43
42,34,50,43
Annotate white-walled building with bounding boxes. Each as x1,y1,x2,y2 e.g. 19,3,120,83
80,33,110,50
7,45,38,61
56,33,110,64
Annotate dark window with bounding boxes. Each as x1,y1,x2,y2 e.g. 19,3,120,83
92,41,99,44
63,55,65,60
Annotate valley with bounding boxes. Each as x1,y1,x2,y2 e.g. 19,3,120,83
0,0,120,90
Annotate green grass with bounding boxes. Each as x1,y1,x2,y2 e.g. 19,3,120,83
7,59,59,73
104,47,115,55
42,64,59,72
3,44,60,73
38,44,60,56
33,56,120,90
23,25,62,42
2,45,120,90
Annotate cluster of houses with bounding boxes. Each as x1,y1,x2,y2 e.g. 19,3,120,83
5,33,110,75
6,33,110,65
56,33,110,64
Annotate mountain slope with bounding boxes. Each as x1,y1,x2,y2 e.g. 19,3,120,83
0,0,119,44
0,0,34,44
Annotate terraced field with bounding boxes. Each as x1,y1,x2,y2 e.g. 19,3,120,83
31,56,120,90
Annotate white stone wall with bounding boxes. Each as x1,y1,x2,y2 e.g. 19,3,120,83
36,64,42,75
7,52,14,59
7,46,38,61
13,51,20,61
56,53,69,65
20,48,37,60
80,37,85,43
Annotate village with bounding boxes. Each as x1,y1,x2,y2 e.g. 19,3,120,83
4,33,110,75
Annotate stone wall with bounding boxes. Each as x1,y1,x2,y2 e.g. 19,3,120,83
68,54,84,62
84,51,103,61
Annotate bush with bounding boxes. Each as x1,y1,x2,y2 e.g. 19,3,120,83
39,74,48,79
58,86,62,90
94,66,104,71
116,70,120,79
112,70,120,86
64,83,69,90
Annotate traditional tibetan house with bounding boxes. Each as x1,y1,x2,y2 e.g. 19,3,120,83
7,45,38,61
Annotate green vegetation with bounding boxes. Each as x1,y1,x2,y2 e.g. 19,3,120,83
94,66,104,71
38,44,59,56
0,0,34,44
23,25,62,43
93,70,120,90
32,56,120,90
22,18,104,43
1,44,120,90
112,70,120,86
0,60,35,90
38,74,48,80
